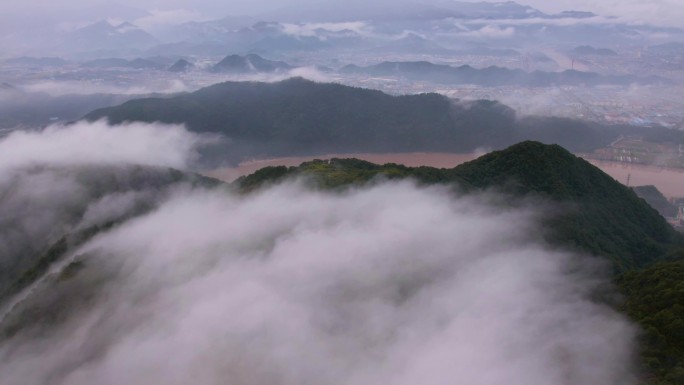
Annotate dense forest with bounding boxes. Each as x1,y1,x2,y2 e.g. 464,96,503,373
84,78,684,165
619,259,684,384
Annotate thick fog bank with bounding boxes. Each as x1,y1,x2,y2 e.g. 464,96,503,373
0,120,203,171
0,178,638,384
0,121,207,297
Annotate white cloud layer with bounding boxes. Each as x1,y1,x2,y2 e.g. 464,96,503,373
0,179,638,385
281,21,370,37
459,24,516,38
0,120,206,247
0,120,203,172
133,8,208,32
0,120,210,328
21,79,192,96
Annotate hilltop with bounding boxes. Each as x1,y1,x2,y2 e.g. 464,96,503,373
237,141,683,270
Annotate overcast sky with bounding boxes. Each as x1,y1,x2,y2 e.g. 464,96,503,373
0,0,683,29
526,0,684,26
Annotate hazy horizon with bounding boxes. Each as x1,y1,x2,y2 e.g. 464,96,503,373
2,0,684,34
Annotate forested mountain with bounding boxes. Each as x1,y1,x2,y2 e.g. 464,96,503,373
236,141,684,270
619,259,684,384
84,78,683,165
451,142,683,269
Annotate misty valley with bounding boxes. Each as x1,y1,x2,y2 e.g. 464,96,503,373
2,1,684,385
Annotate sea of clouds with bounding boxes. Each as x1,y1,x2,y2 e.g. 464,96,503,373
0,121,638,385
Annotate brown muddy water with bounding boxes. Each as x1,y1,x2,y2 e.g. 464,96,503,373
203,153,684,198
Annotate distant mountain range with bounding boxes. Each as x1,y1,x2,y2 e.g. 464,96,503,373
142,2,683,56
4,53,668,88
157,15,258,43
68,20,157,52
4,1,684,59
0,20,157,57
84,78,684,165
340,61,664,86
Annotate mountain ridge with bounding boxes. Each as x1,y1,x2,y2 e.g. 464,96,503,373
84,78,684,165
236,141,684,270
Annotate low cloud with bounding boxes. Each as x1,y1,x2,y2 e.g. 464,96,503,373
280,21,370,38
0,120,208,316
459,25,516,39
0,120,204,172
21,79,192,96
287,67,333,82
0,178,638,384
449,12,678,29
133,8,208,33
214,70,334,84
